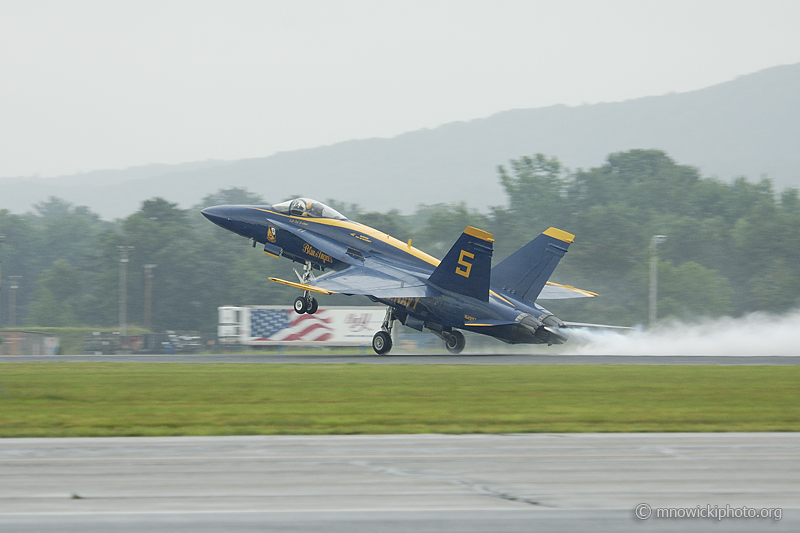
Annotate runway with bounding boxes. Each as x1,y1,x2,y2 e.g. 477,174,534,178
3,353,800,364
0,433,796,532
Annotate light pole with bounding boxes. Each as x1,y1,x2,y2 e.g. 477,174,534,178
649,235,667,326
143,264,156,332
0,235,4,328
8,275,21,328
117,246,134,336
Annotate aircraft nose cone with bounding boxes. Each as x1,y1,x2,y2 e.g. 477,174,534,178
201,205,230,226
201,205,259,239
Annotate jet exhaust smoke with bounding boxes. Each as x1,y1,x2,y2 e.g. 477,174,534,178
564,310,800,356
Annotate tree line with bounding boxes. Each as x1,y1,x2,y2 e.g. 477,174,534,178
1,149,797,333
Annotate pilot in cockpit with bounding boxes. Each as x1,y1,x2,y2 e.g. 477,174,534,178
289,198,307,216
307,201,324,218
278,197,345,220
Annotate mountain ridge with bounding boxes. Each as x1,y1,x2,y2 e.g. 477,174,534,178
2,62,798,219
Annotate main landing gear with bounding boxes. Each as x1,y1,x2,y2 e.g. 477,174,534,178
444,330,465,354
372,307,395,355
293,260,319,315
370,306,467,355
429,328,466,354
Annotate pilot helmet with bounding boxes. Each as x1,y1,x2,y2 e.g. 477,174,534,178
307,201,324,217
290,198,306,216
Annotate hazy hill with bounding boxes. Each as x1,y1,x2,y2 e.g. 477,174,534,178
2,62,798,219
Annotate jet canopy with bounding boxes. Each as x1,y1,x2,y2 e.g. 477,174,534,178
272,198,346,220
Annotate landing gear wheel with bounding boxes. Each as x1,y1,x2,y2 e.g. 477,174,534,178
293,296,308,314
306,297,318,314
372,331,393,355
445,330,466,354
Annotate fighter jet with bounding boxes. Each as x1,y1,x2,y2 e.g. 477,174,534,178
202,197,601,355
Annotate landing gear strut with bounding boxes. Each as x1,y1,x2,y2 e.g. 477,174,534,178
372,307,395,355
293,261,319,315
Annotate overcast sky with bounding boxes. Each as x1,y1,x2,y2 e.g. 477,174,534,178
1,0,799,178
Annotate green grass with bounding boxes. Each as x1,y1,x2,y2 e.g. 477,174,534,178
0,364,797,437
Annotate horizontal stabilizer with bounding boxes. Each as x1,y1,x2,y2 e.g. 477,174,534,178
538,281,598,300
563,321,633,330
492,227,574,302
428,226,494,301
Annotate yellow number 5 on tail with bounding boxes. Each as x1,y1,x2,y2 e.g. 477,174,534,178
456,250,474,278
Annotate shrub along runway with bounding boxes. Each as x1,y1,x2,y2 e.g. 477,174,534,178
0,363,797,437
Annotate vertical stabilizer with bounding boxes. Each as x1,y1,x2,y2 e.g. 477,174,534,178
491,227,574,302
428,227,494,301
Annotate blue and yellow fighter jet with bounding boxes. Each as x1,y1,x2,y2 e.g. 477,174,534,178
202,197,598,355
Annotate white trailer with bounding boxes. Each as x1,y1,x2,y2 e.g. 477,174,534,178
218,306,387,347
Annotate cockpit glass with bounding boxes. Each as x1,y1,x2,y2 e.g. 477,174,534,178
271,198,346,220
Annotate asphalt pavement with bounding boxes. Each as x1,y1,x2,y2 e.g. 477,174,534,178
0,433,797,532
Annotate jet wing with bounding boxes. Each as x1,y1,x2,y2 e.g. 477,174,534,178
266,217,441,297
537,282,599,300
310,264,439,298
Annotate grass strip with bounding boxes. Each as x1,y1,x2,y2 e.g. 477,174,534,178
0,363,797,437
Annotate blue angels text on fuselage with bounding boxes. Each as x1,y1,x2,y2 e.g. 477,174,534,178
201,197,599,354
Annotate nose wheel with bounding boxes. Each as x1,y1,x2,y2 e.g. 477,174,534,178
293,295,318,314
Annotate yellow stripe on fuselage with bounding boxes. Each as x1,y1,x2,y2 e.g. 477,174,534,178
489,290,514,307
249,208,442,267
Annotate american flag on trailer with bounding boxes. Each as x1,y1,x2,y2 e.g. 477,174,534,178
250,308,334,342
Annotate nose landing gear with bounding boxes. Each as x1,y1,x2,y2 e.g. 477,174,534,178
293,295,318,314
292,260,319,315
